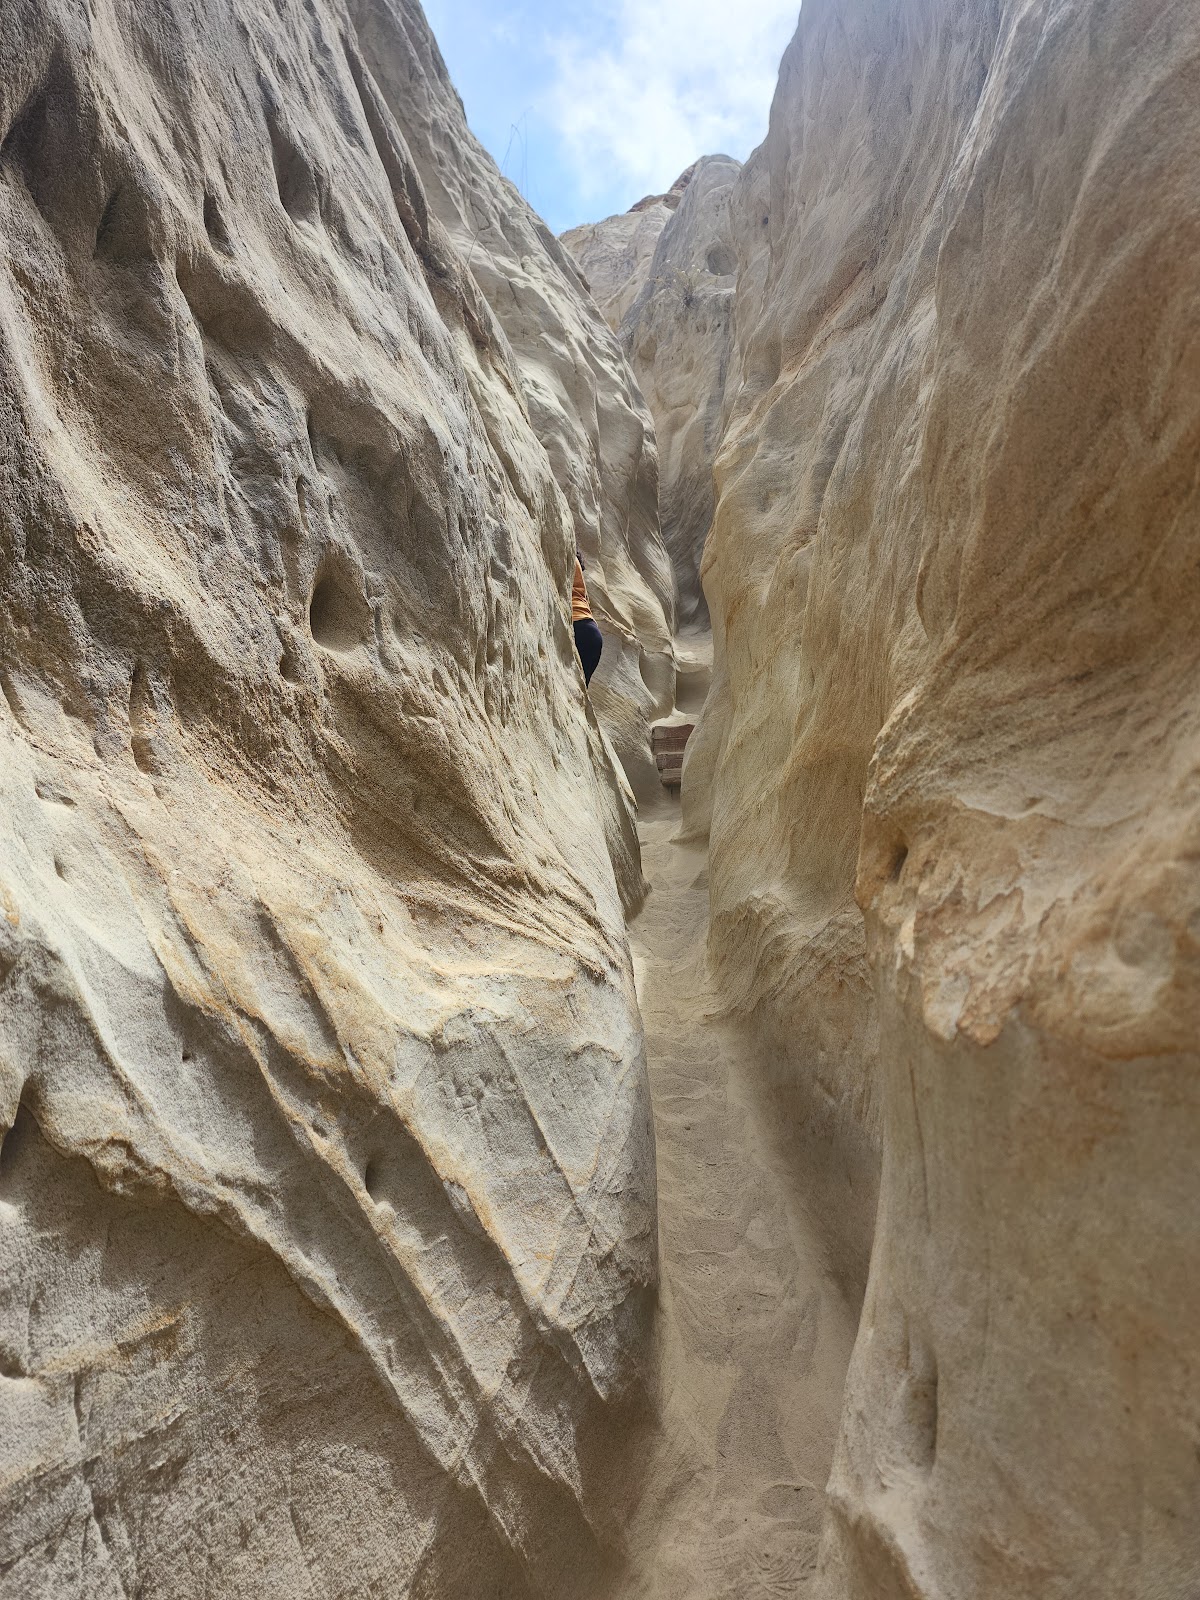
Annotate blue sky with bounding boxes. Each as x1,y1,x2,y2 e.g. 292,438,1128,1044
422,0,800,234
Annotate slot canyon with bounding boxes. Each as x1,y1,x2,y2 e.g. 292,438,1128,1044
1,0,1197,1596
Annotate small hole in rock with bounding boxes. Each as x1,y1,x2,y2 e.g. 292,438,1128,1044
309,566,367,653
269,123,319,223
53,857,67,881
363,1158,382,1200
35,783,75,808
94,187,122,258
901,1326,939,1473
0,1103,34,1181
890,845,909,882
705,242,737,276
0,674,24,724
203,191,232,253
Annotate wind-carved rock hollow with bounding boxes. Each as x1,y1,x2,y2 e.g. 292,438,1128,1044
2,2,1199,1600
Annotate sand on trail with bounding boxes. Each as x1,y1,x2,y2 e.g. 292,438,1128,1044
621,790,866,1598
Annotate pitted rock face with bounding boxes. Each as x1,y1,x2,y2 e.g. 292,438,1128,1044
0,1,656,1593
678,0,1200,1596
365,0,678,805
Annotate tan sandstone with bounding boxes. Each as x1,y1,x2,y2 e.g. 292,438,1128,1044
3,0,1199,1595
679,0,1200,1595
561,201,671,335
565,157,741,626
362,0,678,806
0,1,661,1593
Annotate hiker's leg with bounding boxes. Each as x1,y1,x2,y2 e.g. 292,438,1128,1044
573,619,604,685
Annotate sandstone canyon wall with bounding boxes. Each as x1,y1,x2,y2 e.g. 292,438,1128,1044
561,199,669,337
566,158,743,627
357,0,678,804
671,0,1200,1596
0,2,662,1594
560,166,696,336
617,157,742,629
3,0,1199,1595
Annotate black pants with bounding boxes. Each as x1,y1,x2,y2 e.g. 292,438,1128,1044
573,619,603,686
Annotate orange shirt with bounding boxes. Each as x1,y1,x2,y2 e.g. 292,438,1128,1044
571,557,593,623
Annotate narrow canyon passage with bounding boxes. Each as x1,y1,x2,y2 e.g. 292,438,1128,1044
1,0,1193,1590
622,800,863,1598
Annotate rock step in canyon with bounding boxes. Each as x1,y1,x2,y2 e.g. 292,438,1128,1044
1,0,1198,1597
650,722,694,791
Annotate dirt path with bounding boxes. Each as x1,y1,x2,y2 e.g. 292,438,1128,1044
621,807,863,1598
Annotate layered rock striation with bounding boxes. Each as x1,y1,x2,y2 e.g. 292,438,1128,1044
365,0,678,803
670,0,1200,1595
0,1,662,1594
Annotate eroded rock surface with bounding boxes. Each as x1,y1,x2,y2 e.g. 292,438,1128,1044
561,165,697,335
0,1,659,1593
363,0,678,804
561,201,671,335
680,0,1200,1595
564,157,741,626
4,0,1199,1593
619,156,742,627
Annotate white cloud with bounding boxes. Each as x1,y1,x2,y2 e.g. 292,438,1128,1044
543,0,799,207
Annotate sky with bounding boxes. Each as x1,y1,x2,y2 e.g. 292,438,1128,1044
422,0,800,235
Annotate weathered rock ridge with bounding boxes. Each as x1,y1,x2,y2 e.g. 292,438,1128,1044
565,156,742,626
367,1,678,804
582,0,1200,1595
0,1,663,1593
561,164,696,334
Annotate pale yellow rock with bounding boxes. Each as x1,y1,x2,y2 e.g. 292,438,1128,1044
562,167,699,336
561,200,672,333
0,1,659,1593
622,157,741,628
5,0,1199,1593
685,0,1200,1595
564,157,742,627
358,0,678,805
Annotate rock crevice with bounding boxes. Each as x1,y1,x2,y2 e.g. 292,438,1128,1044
565,0,1200,1595
3,0,1199,1595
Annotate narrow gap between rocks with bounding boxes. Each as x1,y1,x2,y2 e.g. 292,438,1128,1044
616,637,864,1597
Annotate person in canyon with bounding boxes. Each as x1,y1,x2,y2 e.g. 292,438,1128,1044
571,550,603,685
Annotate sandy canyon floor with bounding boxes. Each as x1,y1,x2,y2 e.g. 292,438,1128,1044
620,793,865,1598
